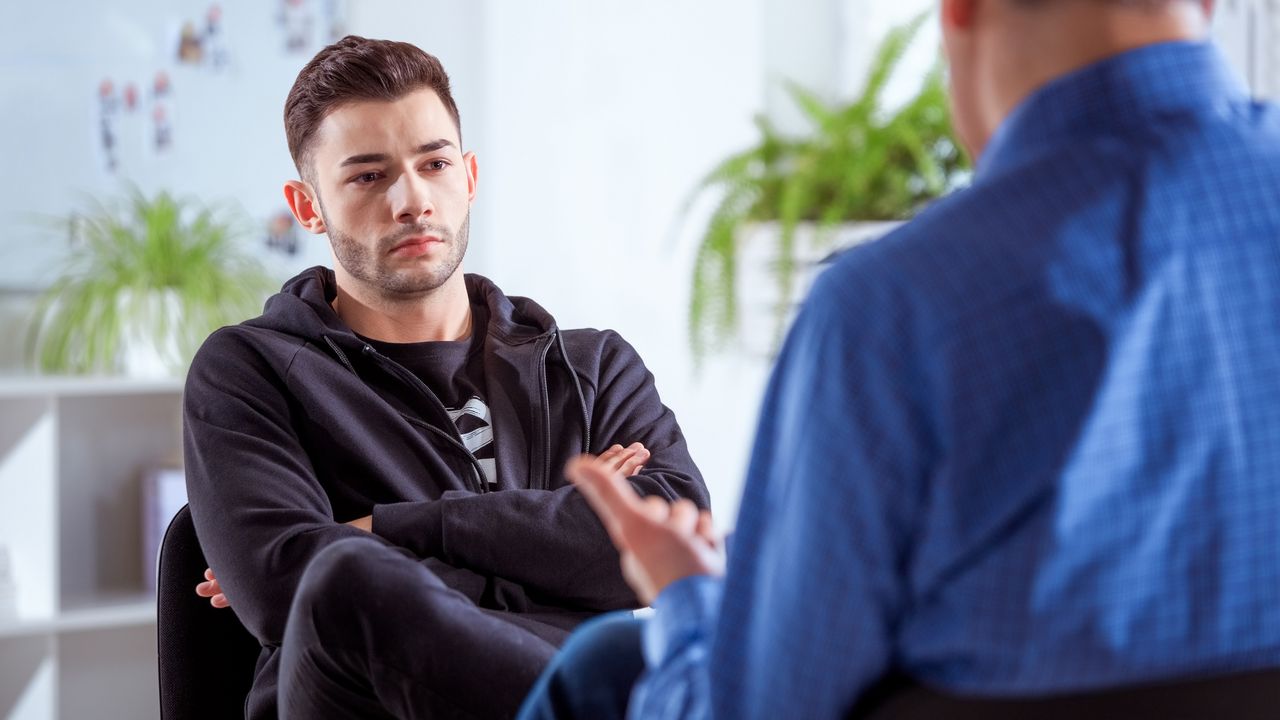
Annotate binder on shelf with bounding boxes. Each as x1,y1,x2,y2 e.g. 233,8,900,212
141,465,187,592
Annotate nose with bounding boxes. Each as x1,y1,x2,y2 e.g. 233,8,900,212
389,172,434,224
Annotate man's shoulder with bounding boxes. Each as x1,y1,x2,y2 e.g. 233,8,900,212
556,327,639,372
193,321,306,366
187,321,310,401
806,173,1060,351
814,191,985,312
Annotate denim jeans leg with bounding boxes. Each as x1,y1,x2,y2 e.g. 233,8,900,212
516,611,646,720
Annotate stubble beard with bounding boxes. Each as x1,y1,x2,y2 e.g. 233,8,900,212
326,210,471,300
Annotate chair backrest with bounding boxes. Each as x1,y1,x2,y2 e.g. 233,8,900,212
854,668,1280,719
157,504,262,719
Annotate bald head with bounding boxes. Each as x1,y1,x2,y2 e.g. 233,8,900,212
941,0,1215,158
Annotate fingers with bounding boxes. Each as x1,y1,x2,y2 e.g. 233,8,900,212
619,446,651,477
668,499,700,535
597,443,648,475
596,444,628,472
639,494,670,521
196,572,230,609
566,455,648,546
568,455,645,512
696,510,717,546
199,585,229,609
195,568,221,599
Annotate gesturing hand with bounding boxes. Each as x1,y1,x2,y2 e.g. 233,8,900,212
195,568,230,609
566,454,723,605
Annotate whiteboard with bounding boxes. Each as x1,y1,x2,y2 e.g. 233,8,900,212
0,0,354,289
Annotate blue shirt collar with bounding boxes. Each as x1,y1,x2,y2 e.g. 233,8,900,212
978,40,1250,178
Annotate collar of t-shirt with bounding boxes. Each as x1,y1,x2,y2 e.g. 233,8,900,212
355,306,497,487
356,305,489,404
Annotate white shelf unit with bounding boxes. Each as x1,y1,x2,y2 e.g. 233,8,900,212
0,376,183,720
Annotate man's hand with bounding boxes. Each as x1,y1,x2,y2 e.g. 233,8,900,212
195,568,230,609
597,442,651,477
566,454,723,605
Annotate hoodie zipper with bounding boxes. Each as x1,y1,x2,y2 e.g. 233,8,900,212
324,336,488,494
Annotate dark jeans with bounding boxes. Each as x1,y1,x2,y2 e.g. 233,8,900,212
516,612,646,720
277,536,571,719
513,608,1280,720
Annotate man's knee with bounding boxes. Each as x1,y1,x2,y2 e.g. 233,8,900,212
291,536,393,627
290,536,457,634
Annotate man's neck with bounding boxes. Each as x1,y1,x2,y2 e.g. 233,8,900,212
979,2,1211,154
333,270,473,344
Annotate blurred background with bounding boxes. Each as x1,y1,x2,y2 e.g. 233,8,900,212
0,1,1275,717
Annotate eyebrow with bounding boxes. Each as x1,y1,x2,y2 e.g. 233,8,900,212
338,139,457,167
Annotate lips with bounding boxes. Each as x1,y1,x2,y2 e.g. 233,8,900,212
389,235,443,256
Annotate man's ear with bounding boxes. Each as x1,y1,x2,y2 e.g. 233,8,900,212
283,180,327,235
463,151,479,204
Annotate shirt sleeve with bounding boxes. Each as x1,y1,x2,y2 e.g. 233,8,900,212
627,256,935,719
707,261,935,718
627,575,722,720
183,329,392,645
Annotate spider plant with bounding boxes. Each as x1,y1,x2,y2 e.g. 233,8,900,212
27,187,273,375
687,11,970,359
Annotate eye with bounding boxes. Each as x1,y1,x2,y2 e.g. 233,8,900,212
351,171,382,184
425,160,450,172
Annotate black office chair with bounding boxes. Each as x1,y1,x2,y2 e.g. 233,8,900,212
157,504,262,719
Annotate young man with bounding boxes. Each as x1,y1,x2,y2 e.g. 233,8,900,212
182,36,709,719
525,0,1280,718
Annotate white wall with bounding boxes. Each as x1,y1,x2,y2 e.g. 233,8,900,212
0,0,323,285
471,0,767,522
1214,0,1280,99
4,0,1274,526
1,0,772,522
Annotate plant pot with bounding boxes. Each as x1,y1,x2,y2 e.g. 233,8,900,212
119,289,185,378
735,220,903,358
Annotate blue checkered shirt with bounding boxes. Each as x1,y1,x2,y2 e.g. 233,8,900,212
632,41,1280,719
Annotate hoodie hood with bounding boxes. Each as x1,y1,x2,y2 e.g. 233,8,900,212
247,266,557,352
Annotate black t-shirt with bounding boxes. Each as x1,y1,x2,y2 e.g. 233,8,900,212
360,306,496,487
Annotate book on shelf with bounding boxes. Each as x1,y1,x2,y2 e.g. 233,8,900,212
141,465,188,592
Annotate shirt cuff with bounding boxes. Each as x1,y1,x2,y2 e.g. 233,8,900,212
642,574,723,668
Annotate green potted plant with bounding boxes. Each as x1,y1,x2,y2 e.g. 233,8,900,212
27,188,274,377
686,12,970,359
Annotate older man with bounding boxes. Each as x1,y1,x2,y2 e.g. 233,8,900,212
524,0,1280,718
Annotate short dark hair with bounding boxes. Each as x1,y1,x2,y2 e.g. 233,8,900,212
284,35,462,180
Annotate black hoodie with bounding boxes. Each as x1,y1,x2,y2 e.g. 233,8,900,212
183,267,709,712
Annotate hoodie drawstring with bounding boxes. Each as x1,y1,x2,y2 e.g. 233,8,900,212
555,331,592,455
